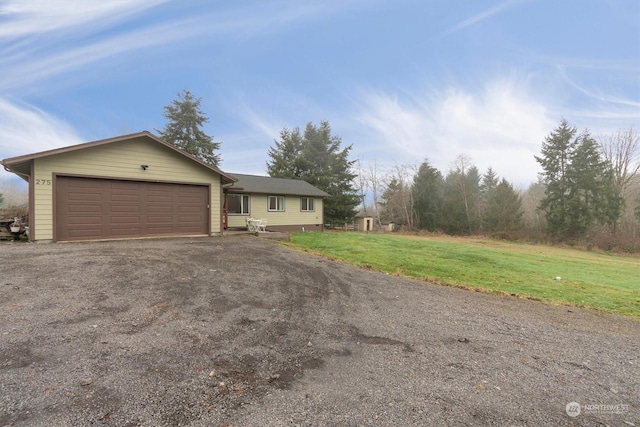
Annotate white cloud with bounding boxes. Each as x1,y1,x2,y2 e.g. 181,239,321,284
354,77,554,187
440,0,529,37
0,0,168,39
0,98,83,179
1,1,375,92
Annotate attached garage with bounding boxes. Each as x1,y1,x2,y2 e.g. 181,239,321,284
55,176,209,241
1,132,236,242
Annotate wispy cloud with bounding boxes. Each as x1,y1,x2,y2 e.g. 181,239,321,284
0,0,168,39
1,16,212,91
354,76,554,187
441,0,528,37
0,97,83,179
1,1,370,92
558,66,640,109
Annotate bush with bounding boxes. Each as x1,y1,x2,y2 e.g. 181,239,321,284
0,206,29,224
587,229,640,253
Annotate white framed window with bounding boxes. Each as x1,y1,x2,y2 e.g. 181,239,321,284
268,195,285,212
301,197,315,212
227,194,250,214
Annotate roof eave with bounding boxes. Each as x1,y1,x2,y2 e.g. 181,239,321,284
1,131,237,184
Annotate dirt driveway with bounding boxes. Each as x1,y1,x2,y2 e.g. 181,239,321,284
0,236,638,426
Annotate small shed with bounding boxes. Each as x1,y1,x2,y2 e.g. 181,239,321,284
354,212,374,232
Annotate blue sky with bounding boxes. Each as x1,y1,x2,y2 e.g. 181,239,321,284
1,0,639,190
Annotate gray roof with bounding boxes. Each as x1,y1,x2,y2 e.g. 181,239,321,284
227,174,330,197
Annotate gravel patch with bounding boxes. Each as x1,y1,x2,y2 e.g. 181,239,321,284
0,236,638,426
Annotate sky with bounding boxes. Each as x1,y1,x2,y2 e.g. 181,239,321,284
1,0,639,192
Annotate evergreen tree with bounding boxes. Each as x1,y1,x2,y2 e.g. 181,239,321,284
267,127,306,177
266,121,360,226
567,132,620,235
411,160,444,231
479,167,499,231
158,89,221,167
484,178,523,233
440,157,481,235
535,120,578,237
536,120,622,239
0,192,3,206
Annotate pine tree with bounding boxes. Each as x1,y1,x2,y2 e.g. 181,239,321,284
158,89,221,167
535,120,578,237
484,178,523,233
267,121,360,226
411,160,444,231
479,167,499,231
536,120,622,239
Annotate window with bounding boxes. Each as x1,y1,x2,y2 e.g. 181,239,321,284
268,195,285,212
227,194,249,214
301,197,315,212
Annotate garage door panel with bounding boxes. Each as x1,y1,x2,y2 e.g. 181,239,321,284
111,227,142,236
111,195,142,203
68,192,102,202
109,205,141,213
67,215,102,225
68,204,102,213
56,177,209,241
67,225,105,239
109,216,143,224
147,195,174,204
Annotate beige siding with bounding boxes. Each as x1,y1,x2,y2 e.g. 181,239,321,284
33,137,222,240
227,194,323,229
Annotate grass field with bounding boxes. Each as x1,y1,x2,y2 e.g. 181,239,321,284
289,232,640,317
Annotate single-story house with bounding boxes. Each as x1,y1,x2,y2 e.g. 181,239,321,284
224,173,329,232
1,132,328,242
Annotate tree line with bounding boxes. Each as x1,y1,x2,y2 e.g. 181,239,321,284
359,156,524,236
158,90,639,248
358,120,640,248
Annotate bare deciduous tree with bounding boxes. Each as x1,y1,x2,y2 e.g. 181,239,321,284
367,161,386,227
599,128,640,233
599,128,640,199
354,159,369,215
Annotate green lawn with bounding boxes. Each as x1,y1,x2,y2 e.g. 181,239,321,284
289,232,640,316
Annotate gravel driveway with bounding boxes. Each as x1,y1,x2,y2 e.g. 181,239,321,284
0,236,638,426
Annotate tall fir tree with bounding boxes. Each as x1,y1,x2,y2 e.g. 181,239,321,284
411,160,444,231
536,120,622,238
158,89,221,167
479,167,499,231
484,178,523,233
535,120,578,237
266,121,360,226
568,132,621,234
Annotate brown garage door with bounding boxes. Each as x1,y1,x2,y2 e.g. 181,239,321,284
55,176,209,241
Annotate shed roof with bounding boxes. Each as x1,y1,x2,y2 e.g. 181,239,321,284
1,131,236,184
227,173,330,197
